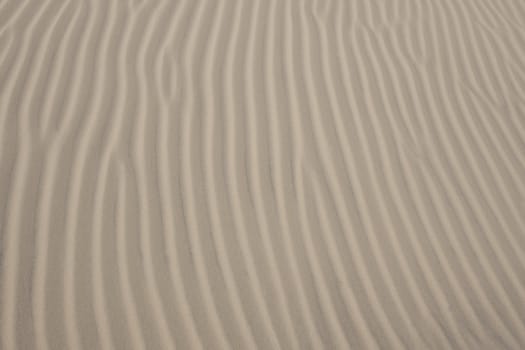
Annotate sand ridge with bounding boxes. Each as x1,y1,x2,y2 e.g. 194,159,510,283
1,0,525,349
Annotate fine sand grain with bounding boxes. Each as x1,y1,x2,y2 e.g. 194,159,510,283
1,0,525,349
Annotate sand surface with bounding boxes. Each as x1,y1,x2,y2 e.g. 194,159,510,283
1,0,525,349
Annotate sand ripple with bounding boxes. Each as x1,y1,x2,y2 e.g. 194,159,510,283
1,0,525,349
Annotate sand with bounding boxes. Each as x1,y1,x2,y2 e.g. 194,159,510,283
1,0,525,349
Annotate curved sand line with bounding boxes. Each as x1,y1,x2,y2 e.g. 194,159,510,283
1,0,525,349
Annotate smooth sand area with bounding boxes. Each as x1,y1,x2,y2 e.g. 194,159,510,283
1,0,525,349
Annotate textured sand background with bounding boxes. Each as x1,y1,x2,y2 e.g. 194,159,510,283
1,0,525,349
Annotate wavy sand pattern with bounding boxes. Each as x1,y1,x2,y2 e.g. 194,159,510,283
1,0,525,349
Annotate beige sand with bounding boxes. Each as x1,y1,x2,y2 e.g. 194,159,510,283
1,0,525,349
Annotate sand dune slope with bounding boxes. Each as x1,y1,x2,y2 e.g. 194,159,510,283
1,0,525,349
